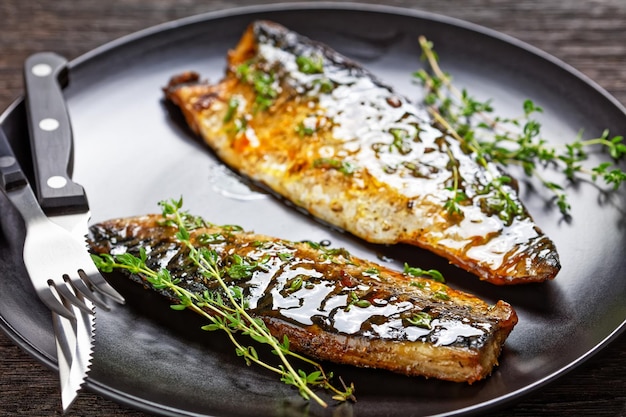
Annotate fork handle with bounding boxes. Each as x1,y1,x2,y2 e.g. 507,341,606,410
23,52,89,215
0,128,28,191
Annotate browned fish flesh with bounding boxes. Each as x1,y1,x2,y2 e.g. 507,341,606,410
89,213,518,383
163,21,560,285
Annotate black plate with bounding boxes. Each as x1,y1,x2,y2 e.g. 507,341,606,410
1,3,625,417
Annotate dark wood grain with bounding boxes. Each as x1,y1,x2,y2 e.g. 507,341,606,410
1,1,625,416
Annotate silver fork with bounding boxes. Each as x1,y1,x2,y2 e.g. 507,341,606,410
14,185,120,318
0,128,123,320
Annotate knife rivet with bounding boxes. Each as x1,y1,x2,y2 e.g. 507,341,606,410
39,118,60,132
47,175,67,189
0,156,16,168
31,63,52,77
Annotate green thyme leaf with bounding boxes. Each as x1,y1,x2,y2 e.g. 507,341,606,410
406,312,433,329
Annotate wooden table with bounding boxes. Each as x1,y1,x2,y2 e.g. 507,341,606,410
1,1,624,416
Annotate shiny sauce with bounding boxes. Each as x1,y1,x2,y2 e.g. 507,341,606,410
94,219,501,351
224,24,551,278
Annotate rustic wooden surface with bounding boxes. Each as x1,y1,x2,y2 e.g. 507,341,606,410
1,0,625,416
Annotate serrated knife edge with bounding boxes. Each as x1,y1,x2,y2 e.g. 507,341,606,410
61,297,94,412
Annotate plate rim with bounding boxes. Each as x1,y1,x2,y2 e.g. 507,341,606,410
1,2,625,416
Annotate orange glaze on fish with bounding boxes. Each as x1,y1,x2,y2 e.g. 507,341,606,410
164,21,560,285
89,213,518,383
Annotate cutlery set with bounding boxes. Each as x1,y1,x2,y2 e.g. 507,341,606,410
0,52,124,412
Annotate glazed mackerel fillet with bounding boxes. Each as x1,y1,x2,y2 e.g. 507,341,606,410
89,213,518,383
164,21,560,285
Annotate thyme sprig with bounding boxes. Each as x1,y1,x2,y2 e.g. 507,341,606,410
415,36,626,216
91,198,355,407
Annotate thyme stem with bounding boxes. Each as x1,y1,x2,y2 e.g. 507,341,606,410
92,198,356,407
415,36,626,217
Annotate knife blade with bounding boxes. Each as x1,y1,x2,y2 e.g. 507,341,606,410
59,292,95,411
52,293,94,411
22,52,100,412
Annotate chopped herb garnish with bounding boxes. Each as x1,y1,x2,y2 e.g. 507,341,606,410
197,232,227,245
235,62,251,79
233,116,248,134
235,62,279,111
223,97,239,123
313,158,357,175
345,291,371,311
278,252,295,261
296,54,324,74
296,120,317,136
389,128,413,155
303,240,321,250
362,267,380,277
403,263,445,283
313,77,334,93
406,312,433,329
287,276,304,292
433,290,450,301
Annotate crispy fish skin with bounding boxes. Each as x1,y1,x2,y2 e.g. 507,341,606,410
89,214,518,383
163,21,560,285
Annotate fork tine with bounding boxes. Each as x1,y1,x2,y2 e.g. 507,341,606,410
50,279,94,316
42,285,76,321
79,268,125,305
66,273,111,311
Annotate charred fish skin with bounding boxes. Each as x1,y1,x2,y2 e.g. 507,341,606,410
163,21,560,285
89,214,517,383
